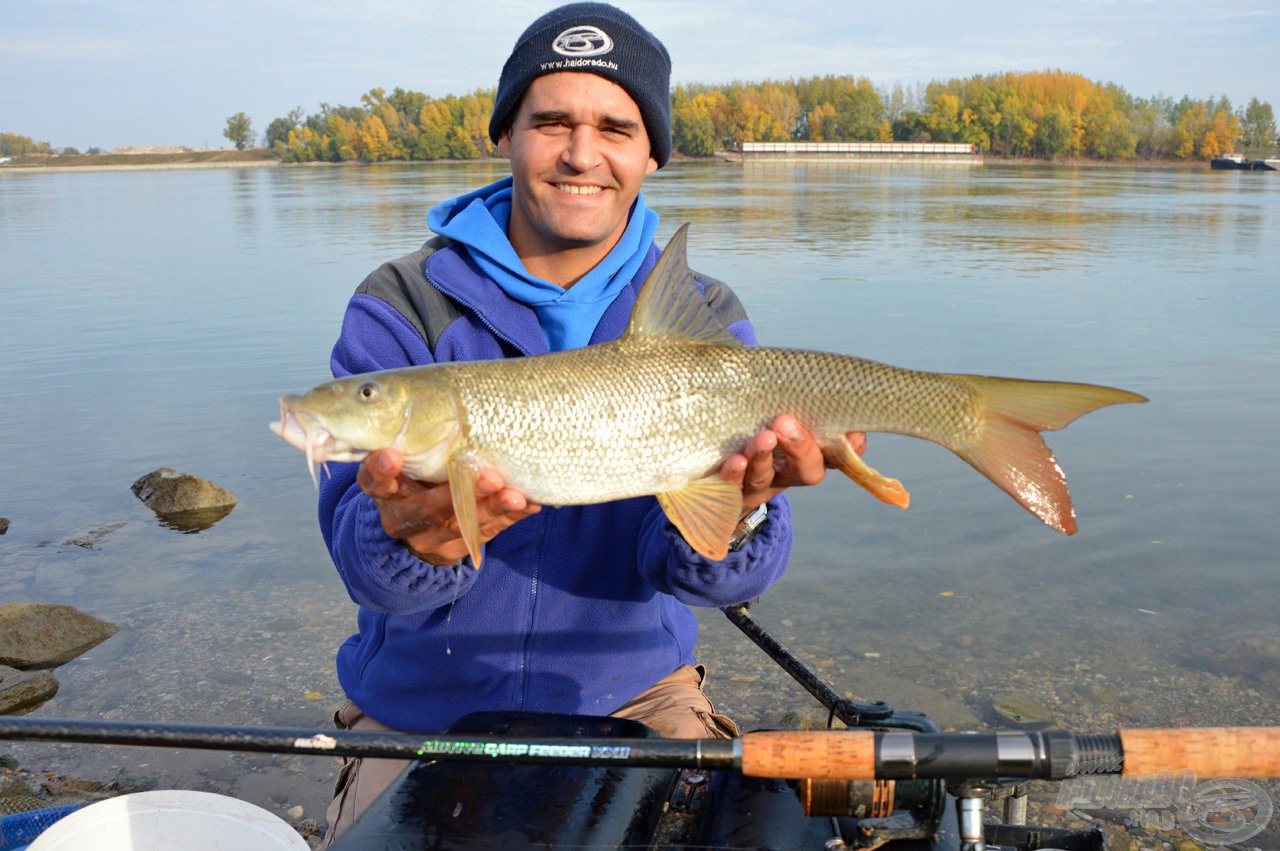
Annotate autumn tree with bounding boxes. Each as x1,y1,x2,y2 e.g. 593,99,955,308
672,88,726,155
1,132,53,156
223,112,254,149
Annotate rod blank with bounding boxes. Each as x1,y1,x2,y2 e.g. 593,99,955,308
5,718,1280,782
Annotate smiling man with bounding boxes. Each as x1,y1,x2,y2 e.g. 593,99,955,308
315,3,858,844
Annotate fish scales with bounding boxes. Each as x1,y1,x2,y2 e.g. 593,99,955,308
441,339,978,506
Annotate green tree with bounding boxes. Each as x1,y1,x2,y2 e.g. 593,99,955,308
265,107,305,150
1240,98,1276,154
1038,105,1073,158
223,112,254,149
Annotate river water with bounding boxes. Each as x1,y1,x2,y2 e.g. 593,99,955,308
2,161,1278,845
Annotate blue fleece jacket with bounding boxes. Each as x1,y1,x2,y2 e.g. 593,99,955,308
318,223,794,734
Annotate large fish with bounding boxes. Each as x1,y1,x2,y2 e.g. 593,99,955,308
272,225,1145,565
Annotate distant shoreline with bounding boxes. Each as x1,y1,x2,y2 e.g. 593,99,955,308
1,149,1208,175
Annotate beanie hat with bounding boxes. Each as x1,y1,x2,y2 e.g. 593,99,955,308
488,2,672,167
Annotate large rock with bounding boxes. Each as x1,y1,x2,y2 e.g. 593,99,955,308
0,517,9,535
131,468,237,513
0,603,119,669
0,665,59,715
131,468,237,531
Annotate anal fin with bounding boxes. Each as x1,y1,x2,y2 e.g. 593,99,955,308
657,475,744,561
447,458,484,568
823,437,910,509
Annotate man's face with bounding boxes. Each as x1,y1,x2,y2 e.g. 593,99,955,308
499,72,658,266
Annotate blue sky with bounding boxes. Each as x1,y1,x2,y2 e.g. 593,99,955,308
4,0,1278,151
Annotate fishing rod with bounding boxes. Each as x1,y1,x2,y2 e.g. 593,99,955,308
3,717,1279,782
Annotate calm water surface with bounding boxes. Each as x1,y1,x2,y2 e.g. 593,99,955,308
2,161,1278,840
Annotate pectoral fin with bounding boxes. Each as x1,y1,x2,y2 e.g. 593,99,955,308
657,475,745,561
823,437,910,509
447,458,484,569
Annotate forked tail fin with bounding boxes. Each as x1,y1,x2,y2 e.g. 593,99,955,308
951,376,1147,534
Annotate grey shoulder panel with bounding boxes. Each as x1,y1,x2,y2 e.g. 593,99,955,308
354,235,461,352
693,271,750,328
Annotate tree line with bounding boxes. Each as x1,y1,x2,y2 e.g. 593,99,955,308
259,88,498,163
9,70,1276,163
252,71,1274,163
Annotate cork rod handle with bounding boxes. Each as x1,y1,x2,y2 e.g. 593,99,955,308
740,730,877,780
1120,727,1280,778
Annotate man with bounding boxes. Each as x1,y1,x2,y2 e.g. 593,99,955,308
317,3,863,843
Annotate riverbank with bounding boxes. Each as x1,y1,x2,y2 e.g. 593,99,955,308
0,149,280,174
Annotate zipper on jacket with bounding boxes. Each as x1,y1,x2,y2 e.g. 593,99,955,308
514,509,553,710
423,266,537,357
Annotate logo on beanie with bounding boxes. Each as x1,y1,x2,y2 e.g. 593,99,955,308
552,25,614,57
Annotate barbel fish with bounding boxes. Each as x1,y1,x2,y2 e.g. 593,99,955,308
271,225,1145,565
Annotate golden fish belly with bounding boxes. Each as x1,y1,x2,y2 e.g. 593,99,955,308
431,340,977,506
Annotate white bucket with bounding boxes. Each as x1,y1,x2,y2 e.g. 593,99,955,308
28,790,308,850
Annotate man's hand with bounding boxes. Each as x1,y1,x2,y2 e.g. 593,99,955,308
357,448,540,566
718,415,866,514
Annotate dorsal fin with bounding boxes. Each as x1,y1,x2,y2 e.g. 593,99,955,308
623,224,742,347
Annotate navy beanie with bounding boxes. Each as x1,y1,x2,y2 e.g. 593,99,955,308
488,2,672,167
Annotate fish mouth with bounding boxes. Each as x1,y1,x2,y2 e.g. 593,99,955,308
269,399,359,486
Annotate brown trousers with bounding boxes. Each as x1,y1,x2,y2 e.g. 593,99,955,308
318,664,737,848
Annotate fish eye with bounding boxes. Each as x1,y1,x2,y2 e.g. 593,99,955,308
357,382,380,402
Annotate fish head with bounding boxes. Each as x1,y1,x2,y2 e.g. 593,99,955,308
270,371,461,485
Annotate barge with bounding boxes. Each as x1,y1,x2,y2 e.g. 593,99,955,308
1210,153,1279,171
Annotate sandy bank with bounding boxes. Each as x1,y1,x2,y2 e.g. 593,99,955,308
0,159,281,175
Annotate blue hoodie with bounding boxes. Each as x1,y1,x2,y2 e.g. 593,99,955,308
318,199,793,734
427,177,660,352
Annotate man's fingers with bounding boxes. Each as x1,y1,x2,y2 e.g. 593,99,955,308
357,449,406,498
742,428,780,491
771,415,826,487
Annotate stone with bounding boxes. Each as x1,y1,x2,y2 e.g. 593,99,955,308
0,603,119,668
110,773,159,795
63,521,127,549
130,468,237,529
0,774,37,799
0,517,9,535
840,661,983,730
0,665,59,714
992,692,1055,726
1187,632,1280,686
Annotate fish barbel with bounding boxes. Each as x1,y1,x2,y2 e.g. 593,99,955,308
272,225,1145,565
